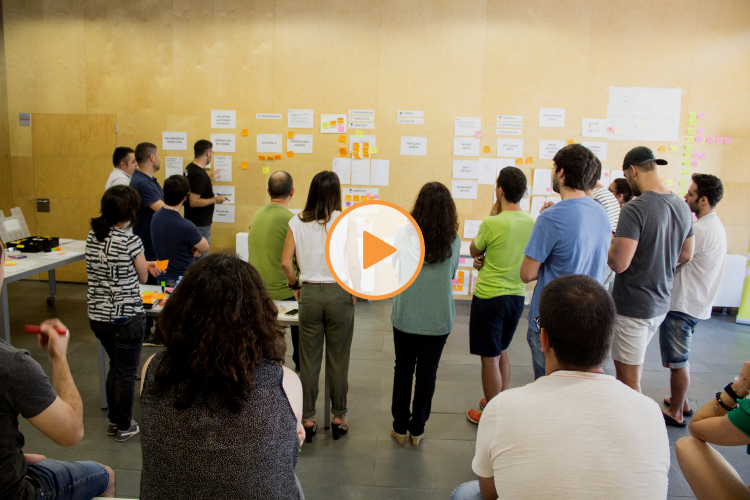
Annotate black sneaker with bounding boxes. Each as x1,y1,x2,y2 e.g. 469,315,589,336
116,420,140,442
107,423,117,436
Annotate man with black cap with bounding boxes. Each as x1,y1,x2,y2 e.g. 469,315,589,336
608,146,694,394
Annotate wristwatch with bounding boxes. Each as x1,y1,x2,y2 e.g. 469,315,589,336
288,281,301,291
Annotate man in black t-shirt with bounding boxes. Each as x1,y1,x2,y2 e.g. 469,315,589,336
184,139,228,258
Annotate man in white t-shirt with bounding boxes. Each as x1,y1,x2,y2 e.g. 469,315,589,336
661,174,727,427
105,147,137,190
451,274,670,500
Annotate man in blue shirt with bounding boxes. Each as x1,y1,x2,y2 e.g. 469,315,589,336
520,144,612,379
130,142,164,269
151,175,209,283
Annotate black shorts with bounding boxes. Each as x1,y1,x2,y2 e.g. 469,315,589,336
469,295,525,357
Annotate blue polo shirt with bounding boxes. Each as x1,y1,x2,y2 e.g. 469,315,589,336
150,209,203,282
130,169,164,260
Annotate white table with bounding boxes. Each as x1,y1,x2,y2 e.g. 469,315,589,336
1,240,86,343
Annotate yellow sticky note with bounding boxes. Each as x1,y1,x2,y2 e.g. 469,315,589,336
665,179,674,186
4,261,17,266
657,146,665,152
262,166,270,174
683,161,691,166
525,157,533,164
679,179,687,186
241,162,248,170
338,135,346,143
356,130,363,137
370,147,378,154
684,152,691,157
688,111,697,119
687,128,696,135
288,131,294,138
686,136,695,142
286,151,294,158
688,119,696,126
323,123,329,129
515,158,524,164
345,195,353,202
681,168,690,175
670,145,678,152
483,145,491,153
566,139,574,145
241,129,249,137
679,189,687,196
685,144,693,150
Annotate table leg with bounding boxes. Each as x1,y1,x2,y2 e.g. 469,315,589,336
47,269,56,305
1,283,9,344
96,339,108,410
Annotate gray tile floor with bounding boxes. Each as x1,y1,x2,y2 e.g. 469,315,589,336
6,280,750,499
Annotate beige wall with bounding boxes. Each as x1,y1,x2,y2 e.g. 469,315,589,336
2,0,749,285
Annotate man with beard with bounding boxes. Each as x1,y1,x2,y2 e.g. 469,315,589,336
130,142,164,282
608,146,694,393
660,174,726,427
520,144,611,379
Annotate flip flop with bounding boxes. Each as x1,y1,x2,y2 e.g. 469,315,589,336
663,397,694,417
663,412,688,428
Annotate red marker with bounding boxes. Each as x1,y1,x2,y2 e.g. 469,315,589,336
25,325,68,335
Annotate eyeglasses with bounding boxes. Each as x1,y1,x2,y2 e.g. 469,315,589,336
533,316,541,331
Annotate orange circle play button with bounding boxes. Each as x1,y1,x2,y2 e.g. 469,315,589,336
325,200,425,300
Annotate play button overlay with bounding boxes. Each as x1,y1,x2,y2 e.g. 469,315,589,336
325,200,424,300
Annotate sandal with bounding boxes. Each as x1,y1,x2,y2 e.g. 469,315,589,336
663,412,687,428
331,414,350,440
303,417,317,443
663,397,694,417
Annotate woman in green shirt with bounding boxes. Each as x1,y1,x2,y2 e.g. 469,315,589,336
676,360,750,499
390,182,460,446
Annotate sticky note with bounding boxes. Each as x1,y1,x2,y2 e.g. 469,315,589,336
363,153,370,158
262,166,270,174
371,147,378,154
692,152,699,159
679,179,687,186
483,145,491,153
330,121,337,127
724,137,732,144
288,131,294,138
340,147,347,154
338,125,345,133
345,195,352,201
685,145,693,150
356,130,363,137
696,128,704,136
156,260,169,270
340,152,348,158
715,137,724,144
363,142,369,147
665,179,673,186
695,136,704,143
691,161,698,167
4,261,17,266
686,136,695,142
241,162,248,170
259,155,266,160
286,151,294,158
566,139,574,145
705,136,714,143
683,161,690,166
688,119,696,126
241,129,249,137
679,189,687,196
607,126,615,133
338,135,346,143
267,156,274,161
697,112,705,119
688,111,697,119
684,152,691,157
323,123,329,129
337,118,344,124
274,155,282,160
525,157,533,164
687,128,696,135
698,152,707,159
670,145,678,152
515,158,524,164
657,146,665,151
681,168,690,175
353,195,360,202
475,131,483,138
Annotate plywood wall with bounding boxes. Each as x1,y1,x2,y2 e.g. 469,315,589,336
2,0,749,286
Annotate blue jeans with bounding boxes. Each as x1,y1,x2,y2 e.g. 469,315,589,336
526,326,545,379
451,481,483,500
659,310,699,369
90,314,146,429
196,225,211,259
26,459,109,500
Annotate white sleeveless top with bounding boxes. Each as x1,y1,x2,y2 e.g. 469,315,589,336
288,211,347,283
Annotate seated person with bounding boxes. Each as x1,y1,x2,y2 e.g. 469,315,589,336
1,245,115,499
150,175,208,283
139,253,305,499
675,361,750,500
451,274,670,500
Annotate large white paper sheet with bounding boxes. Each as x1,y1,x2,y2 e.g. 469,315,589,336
213,156,232,182
451,180,478,199
213,185,235,204
370,159,389,186
287,135,313,154
582,118,608,138
453,137,480,157
539,108,565,127
162,132,187,151
211,110,236,129
165,157,183,179
351,159,370,185
455,117,482,137
497,138,524,158
332,158,351,184
606,87,682,141
453,160,479,180
287,109,314,129
530,195,561,218
581,141,608,161
463,220,482,239
350,135,377,150
256,134,282,153
320,114,347,134
401,137,427,156
478,158,500,185
211,134,235,153
213,205,235,223
532,169,554,196
539,140,566,160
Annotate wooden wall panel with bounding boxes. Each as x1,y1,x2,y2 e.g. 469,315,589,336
0,8,11,215
32,114,115,157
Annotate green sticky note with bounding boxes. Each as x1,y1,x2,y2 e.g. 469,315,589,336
688,112,697,119
686,136,695,142
684,152,691,157
687,128,696,134
322,122,329,129
683,161,691,166
670,145,678,151
262,166,270,174
679,189,687,196
688,119,696,125
666,179,674,186
679,179,687,186
685,144,693,150
681,168,690,175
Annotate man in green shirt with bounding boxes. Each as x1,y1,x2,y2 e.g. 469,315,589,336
248,171,300,370
467,167,535,424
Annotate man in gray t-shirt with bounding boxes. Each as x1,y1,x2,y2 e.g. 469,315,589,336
608,147,694,393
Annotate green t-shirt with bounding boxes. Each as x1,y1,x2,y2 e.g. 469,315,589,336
472,210,535,299
248,204,295,300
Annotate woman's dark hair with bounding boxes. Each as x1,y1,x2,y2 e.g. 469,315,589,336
497,167,527,203
300,171,341,224
149,253,287,413
692,173,724,207
611,178,633,203
411,182,459,265
553,144,599,191
90,186,141,241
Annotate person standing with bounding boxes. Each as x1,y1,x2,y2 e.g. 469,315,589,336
280,171,358,442
86,186,163,441
106,147,136,190
608,146,694,393
151,175,209,284
129,142,164,267
183,140,227,258
609,178,634,208
466,168,534,424
389,182,460,445
248,171,300,371
521,144,611,379
661,174,727,426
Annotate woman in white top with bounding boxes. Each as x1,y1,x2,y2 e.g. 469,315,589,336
281,171,358,443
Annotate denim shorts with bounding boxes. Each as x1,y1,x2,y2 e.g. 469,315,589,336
469,294,524,357
26,459,109,500
659,310,699,369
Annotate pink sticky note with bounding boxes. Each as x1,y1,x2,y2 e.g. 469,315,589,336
724,137,732,144
715,137,724,144
706,136,714,143
697,112,705,119
459,258,467,265
691,152,699,159
695,136,704,143
475,130,483,138
452,278,458,285
374,194,379,199
696,128,704,136
691,161,698,167
607,126,615,133
545,187,551,193
699,152,707,159
338,125,345,133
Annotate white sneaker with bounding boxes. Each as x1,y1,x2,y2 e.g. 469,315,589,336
116,420,140,442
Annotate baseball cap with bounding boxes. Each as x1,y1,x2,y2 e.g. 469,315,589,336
622,146,667,169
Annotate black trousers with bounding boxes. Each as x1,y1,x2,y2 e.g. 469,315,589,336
391,327,449,436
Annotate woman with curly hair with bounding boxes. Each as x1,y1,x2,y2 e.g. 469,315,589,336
389,182,461,446
138,253,305,500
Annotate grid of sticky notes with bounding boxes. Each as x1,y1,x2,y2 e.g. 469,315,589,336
352,141,371,159
452,270,469,295
344,193,379,210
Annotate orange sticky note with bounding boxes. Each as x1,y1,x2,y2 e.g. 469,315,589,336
287,131,294,138
339,147,347,153
657,146,666,152
274,155,282,160
156,260,169,271
525,157,533,164
330,121,337,127
363,153,369,158
566,139,574,145
259,155,266,161
345,195,353,201
483,145,491,153
267,156,274,161
515,158,524,164
337,117,344,124
286,151,294,158
241,162,248,170
338,135,346,143
241,129,249,137
340,151,347,157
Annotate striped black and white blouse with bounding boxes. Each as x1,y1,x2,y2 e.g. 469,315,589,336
86,228,145,322
593,188,621,233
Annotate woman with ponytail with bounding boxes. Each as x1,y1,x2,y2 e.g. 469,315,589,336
85,185,163,441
